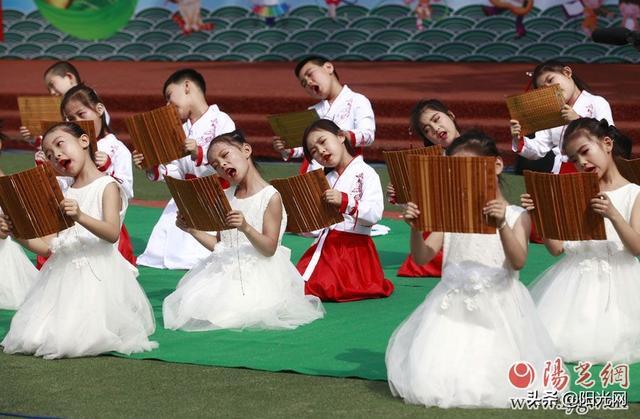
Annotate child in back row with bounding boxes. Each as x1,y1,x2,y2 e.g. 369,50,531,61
296,119,393,302
163,131,324,331
524,117,640,364
0,123,156,359
21,61,111,145
34,85,137,269
510,60,613,174
273,56,375,174
386,131,556,408
135,68,236,270
391,99,461,278
0,137,38,310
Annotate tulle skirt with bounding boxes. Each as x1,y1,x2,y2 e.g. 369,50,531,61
386,262,557,408
163,242,325,331
1,235,157,359
0,237,38,310
530,242,640,363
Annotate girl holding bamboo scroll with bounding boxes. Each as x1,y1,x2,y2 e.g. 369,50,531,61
1,122,157,359
162,131,324,331
523,118,640,364
387,131,556,408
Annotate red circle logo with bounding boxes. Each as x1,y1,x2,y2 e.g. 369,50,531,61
508,362,535,389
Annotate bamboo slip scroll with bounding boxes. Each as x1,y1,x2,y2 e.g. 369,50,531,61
407,155,497,234
17,96,63,137
267,110,319,148
506,84,566,136
40,120,97,148
524,170,606,241
271,169,344,233
165,175,232,232
0,164,74,240
126,105,187,169
383,145,443,204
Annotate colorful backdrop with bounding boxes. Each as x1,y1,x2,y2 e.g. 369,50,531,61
0,1,638,63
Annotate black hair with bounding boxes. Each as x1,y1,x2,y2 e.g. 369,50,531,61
207,129,259,169
563,117,632,159
446,130,501,158
409,99,460,146
60,84,111,140
163,68,206,98
294,55,339,81
42,121,97,164
446,130,504,186
43,61,82,83
531,60,591,92
301,119,355,163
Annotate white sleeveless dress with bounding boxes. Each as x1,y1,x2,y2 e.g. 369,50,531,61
0,235,38,310
163,185,325,331
386,206,557,408
1,176,157,359
530,183,640,363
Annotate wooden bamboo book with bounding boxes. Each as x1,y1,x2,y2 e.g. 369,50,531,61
271,169,344,233
383,145,443,204
126,105,187,169
0,164,74,240
40,120,97,147
524,170,606,241
17,96,63,137
267,110,319,148
407,155,497,234
165,175,232,231
506,84,566,136
616,157,640,185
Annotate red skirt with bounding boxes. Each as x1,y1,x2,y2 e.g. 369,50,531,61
297,229,394,302
36,224,136,269
396,231,443,277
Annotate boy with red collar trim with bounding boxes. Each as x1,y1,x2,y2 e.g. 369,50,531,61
134,69,236,270
272,56,375,174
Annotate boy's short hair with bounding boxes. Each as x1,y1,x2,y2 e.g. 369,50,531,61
294,56,339,80
163,68,206,97
43,61,82,83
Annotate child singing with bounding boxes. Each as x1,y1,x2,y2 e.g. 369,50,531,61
296,119,394,302
1,123,157,359
524,117,640,363
163,131,324,330
135,69,236,270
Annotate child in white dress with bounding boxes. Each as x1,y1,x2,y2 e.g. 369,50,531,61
524,117,640,364
0,162,38,310
0,123,157,359
163,131,324,331
386,131,557,408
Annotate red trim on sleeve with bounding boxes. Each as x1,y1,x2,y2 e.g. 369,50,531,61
185,173,197,180
348,131,356,148
35,159,44,166
517,134,525,153
287,149,295,160
339,192,349,213
348,200,359,216
195,145,204,166
151,165,160,181
97,155,112,172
